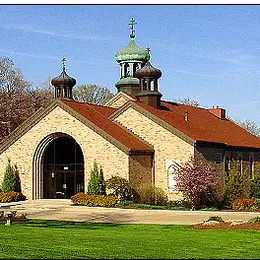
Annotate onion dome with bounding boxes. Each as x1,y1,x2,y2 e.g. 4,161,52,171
115,39,150,63
51,67,76,88
51,57,76,99
135,61,162,79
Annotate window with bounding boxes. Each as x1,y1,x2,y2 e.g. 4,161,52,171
225,156,230,176
239,156,242,173
215,153,222,164
250,156,254,179
166,159,181,192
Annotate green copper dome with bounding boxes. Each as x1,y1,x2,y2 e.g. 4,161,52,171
115,77,139,86
115,39,150,63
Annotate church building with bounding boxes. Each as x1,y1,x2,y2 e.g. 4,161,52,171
1,19,260,200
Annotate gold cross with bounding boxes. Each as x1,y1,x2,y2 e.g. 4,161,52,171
129,18,137,38
62,57,66,71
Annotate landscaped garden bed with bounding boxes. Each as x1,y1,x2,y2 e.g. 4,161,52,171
192,222,260,230
192,216,260,230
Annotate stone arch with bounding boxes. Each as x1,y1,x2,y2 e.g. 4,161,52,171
32,132,84,199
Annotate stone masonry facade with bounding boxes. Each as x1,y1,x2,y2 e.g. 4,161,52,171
0,106,132,199
113,106,194,200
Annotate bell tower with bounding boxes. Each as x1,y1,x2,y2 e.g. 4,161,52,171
51,57,76,99
115,18,150,97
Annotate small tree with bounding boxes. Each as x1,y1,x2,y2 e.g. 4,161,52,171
175,155,222,209
98,169,106,195
87,161,106,195
251,175,260,199
2,159,20,193
224,164,251,204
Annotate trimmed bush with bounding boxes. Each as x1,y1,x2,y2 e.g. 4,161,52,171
232,198,257,210
134,186,168,206
71,193,117,207
106,176,132,200
0,191,26,203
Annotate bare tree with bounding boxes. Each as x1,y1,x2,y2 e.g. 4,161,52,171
233,119,260,137
174,98,200,107
27,78,54,113
0,57,31,142
73,84,114,105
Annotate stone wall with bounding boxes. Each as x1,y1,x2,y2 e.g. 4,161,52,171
0,106,130,199
129,154,154,188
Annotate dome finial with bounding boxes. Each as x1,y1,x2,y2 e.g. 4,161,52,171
129,18,137,39
62,57,66,71
146,46,151,56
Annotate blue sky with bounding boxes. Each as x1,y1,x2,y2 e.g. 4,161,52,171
0,5,260,125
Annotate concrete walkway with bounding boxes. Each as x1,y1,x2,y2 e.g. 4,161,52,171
2,199,260,225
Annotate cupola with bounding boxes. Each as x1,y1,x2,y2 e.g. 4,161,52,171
51,57,76,99
115,18,150,97
135,49,163,109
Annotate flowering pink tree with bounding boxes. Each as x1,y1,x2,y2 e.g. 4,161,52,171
175,155,222,209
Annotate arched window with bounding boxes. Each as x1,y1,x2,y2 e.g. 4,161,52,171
166,160,180,192
150,80,155,91
125,63,130,77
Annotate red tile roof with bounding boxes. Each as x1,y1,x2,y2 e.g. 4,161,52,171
135,100,260,149
60,99,153,152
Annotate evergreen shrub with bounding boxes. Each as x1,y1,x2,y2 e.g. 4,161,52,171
251,175,260,199
224,167,251,205
2,159,21,193
87,160,106,195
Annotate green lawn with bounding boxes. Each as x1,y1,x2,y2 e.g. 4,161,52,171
0,220,260,259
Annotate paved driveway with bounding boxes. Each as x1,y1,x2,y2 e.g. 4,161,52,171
1,199,260,225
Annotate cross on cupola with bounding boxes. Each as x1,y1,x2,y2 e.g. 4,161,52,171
51,57,76,100
114,19,150,97
62,57,66,71
146,46,151,56
129,18,137,39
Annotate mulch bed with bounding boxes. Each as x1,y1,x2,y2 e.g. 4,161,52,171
191,222,260,230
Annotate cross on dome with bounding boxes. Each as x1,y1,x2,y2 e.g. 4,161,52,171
62,57,66,71
129,18,137,39
146,46,151,55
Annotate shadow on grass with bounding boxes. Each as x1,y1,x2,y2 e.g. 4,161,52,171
9,219,124,229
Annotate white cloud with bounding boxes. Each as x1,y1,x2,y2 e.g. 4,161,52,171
1,23,115,41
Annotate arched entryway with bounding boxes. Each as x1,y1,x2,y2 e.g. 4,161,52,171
33,133,84,199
